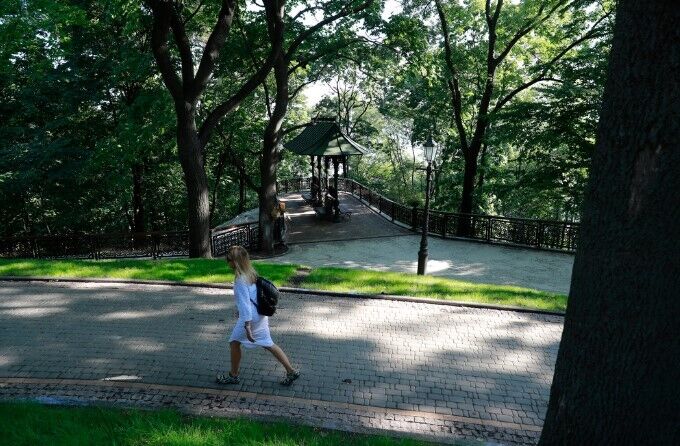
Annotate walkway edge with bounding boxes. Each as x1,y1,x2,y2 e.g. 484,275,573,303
0,276,565,316
0,377,543,434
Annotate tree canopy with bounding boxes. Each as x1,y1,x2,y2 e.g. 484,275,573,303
1,0,612,244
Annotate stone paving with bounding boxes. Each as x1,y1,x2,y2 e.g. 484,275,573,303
0,281,564,445
274,193,574,294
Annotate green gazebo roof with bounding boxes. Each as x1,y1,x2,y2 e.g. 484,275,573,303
284,120,368,156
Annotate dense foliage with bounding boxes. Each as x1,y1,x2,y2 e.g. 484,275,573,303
0,0,612,239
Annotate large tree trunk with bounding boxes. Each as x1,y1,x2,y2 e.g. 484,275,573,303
458,152,478,215
456,147,480,236
177,108,212,258
539,1,680,443
258,1,286,255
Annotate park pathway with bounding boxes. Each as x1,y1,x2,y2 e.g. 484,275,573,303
0,281,563,445
276,192,573,294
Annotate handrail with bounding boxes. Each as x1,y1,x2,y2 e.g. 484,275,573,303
0,177,579,258
277,176,579,252
0,222,260,260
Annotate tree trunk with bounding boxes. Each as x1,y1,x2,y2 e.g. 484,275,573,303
258,3,286,254
177,107,212,258
475,141,488,212
259,108,280,254
539,1,680,443
457,148,479,236
209,143,229,226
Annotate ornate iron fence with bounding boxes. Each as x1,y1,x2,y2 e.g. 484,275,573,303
0,224,259,260
1,178,578,259
211,223,259,257
277,177,580,252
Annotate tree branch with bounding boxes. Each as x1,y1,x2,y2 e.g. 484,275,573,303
198,0,282,148
494,1,570,65
282,121,313,136
292,5,323,21
434,0,468,151
491,10,611,114
288,38,362,75
169,4,195,86
235,15,273,117
184,0,206,24
193,0,237,100
285,0,373,60
148,1,182,100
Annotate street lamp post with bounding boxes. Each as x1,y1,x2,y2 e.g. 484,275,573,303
417,135,437,275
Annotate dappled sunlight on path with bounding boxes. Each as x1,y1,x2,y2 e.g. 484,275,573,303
1,280,563,445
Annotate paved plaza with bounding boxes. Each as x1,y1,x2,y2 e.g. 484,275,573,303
276,193,574,294
0,280,564,445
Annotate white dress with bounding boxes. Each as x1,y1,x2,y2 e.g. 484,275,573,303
228,276,274,348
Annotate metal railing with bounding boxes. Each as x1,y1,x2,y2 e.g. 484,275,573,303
0,177,578,259
277,177,579,253
0,223,259,260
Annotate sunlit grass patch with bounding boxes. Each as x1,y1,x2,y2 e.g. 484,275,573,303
0,402,430,446
0,259,565,311
302,267,567,312
0,258,299,287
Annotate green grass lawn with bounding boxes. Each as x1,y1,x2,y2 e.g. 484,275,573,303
0,402,430,446
306,267,566,312
0,258,299,287
0,258,566,312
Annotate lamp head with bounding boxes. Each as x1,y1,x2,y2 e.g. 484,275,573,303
423,135,437,164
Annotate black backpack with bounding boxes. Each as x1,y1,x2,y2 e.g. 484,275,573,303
252,277,279,316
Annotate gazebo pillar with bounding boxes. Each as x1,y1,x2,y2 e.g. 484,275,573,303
343,155,348,179
316,156,323,202
310,155,315,182
324,157,330,190
310,155,317,204
332,156,340,219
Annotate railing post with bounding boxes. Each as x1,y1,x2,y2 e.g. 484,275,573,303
391,202,395,222
536,222,543,249
153,233,159,260
442,214,448,238
378,196,382,213
486,217,492,242
359,186,363,201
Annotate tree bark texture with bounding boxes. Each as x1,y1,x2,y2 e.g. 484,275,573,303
258,0,286,254
176,108,212,258
539,1,680,444
148,0,278,258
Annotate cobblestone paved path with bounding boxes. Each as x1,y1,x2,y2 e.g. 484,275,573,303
0,281,563,445
274,193,573,294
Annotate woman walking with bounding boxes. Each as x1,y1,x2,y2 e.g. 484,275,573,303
216,245,300,386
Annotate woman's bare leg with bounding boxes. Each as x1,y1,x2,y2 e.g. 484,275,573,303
230,341,242,376
264,344,294,373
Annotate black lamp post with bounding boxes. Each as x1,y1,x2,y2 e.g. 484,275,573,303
417,135,438,275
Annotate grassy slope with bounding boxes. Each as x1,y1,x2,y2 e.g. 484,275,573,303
0,402,428,446
0,258,299,287
0,259,566,312
306,267,566,312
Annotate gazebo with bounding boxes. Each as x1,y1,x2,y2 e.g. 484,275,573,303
284,117,368,219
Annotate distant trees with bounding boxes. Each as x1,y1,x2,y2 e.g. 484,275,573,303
0,0,618,242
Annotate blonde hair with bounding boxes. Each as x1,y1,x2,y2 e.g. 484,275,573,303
226,245,257,284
